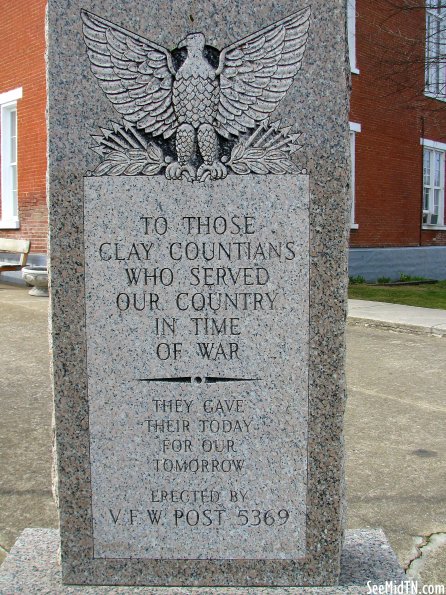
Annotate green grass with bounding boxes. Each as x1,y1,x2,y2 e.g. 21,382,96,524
348,280,446,310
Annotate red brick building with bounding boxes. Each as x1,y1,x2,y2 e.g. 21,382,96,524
348,0,446,279
0,0,47,267
1,0,446,280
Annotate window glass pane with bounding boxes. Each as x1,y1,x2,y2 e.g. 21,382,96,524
427,15,434,57
10,109,16,138
11,138,17,160
349,128,357,225
11,164,18,217
435,15,441,47
424,187,430,210
11,165,17,193
10,135,17,163
426,16,433,90
434,189,440,212
434,151,441,186
12,189,18,218
434,18,441,91
435,20,441,92
425,8,446,97
10,110,17,163
423,146,445,225
423,149,431,186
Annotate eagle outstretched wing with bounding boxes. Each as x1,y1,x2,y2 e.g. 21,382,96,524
215,7,311,138
81,10,177,138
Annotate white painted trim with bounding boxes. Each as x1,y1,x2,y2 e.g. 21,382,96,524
421,141,445,226
425,91,446,103
347,0,359,75
1,101,19,226
421,138,446,152
349,122,361,230
0,218,20,230
351,67,360,75
0,87,23,104
422,225,446,230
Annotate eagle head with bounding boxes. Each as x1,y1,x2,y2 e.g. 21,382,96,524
177,32,205,51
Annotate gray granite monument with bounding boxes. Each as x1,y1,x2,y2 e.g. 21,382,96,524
47,0,350,587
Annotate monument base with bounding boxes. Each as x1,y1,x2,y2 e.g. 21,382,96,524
0,528,407,593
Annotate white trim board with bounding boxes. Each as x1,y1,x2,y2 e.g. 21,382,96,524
421,138,446,151
0,87,23,105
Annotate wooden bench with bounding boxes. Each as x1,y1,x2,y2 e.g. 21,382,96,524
0,238,31,275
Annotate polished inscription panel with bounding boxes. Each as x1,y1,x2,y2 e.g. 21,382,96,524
84,175,309,560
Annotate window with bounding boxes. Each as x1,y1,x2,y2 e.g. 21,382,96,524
347,0,360,75
425,0,446,100
421,138,446,228
350,122,361,229
1,88,22,229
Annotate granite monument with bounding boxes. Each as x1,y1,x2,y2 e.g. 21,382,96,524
48,0,350,586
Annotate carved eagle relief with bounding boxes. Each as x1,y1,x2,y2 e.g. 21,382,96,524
81,8,311,181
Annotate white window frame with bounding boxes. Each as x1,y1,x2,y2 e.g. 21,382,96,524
421,138,446,229
347,0,360,75
0,87,22,229
425,0,446,101
350,122,361,229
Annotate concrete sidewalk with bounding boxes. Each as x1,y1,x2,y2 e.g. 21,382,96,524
349,299,446,336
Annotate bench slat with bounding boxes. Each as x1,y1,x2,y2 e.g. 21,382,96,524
0,238,31,254
0,264,22,272
0,238,31,271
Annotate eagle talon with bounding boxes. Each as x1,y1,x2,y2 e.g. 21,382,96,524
165,162,196,181
197,161,228,182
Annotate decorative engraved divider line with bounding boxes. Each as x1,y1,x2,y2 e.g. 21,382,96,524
137,376,260,384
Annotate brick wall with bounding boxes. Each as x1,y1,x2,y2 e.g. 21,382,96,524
0,0,47,254
350,0,446,248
